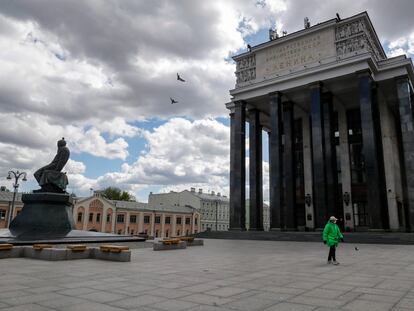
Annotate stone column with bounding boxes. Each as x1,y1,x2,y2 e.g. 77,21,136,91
337,103,354,231
191,213,196,234
358,70,388,229
269,92,283,230
125,211,130,235
229,101,246,230
283,101,296,230
101,207,107,232
310,82,328,229
182,216,186,236
172,214,177,236
150,212,155,236
111,208,116,233
323,93,339,219
249,108,264,231
138,212,144,233
161,213,166,238
83,205,89,230
379,94,400,230
302,114,314,229
396,76,414,231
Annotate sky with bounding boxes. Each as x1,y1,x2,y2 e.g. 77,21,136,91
1,0,414,202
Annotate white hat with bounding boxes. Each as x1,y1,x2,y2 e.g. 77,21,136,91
329,216,338,221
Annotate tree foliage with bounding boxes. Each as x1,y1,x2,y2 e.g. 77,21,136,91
101,187,135,201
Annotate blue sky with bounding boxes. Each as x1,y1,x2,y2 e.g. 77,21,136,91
1,0,414,202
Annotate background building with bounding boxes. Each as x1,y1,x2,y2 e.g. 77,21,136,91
149,188,230,231
73,192,200,238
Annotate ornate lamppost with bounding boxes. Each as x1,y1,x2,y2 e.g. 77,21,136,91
6,170,27,227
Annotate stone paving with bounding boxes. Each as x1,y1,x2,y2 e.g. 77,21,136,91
1,239,414,311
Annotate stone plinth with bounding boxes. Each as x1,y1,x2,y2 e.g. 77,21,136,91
10,193,74,239
187,239,204,246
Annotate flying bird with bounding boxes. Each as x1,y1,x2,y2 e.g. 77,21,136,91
177,73,186,82
170,97,178,104
336,13,341,22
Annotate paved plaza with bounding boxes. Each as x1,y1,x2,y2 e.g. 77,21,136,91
1,239,414,311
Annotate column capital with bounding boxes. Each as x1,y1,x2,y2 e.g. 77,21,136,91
356,68,372,78
309,81,323,90
268,91,282,99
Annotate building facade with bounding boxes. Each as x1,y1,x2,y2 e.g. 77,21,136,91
73,192,200,238
149,188,230,231
0,188,23,229
228,12,414,232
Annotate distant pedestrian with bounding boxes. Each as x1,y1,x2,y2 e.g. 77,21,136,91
322,216,343,265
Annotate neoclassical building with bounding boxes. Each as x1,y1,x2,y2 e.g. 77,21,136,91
73,192,200,238
228,12,414,232
0,188,23,229
149,188,230,231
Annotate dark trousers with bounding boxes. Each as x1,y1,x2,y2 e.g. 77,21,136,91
328,246,336,261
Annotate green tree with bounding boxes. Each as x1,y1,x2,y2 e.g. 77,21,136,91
101,187,135,201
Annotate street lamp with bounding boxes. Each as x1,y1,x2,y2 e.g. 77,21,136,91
6,170,27,228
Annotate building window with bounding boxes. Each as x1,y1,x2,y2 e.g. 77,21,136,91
96,213,101,222
155,216,161,224
176,217,182,224
89,213,93,222
144,229,148,234
131,230,134,235
0,209,6,220
117,214,125,223
107,214,111,223
177,230,180,236
186,229,189,236
195,218,198,225
130,215,137,223
165,216,171,224
144,215,150,224
185,218,191,225
165,230,169,237
77,212,83,222
117,229,122,235
155,230,159,237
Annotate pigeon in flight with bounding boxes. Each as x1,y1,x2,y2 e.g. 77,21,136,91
177,73,186,82
170,97,178,104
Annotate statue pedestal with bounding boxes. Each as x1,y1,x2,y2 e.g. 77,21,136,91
9,193,74,239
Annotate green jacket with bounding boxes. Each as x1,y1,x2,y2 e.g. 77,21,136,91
322,221,343,247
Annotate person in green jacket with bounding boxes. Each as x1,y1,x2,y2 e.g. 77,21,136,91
322,216,344,265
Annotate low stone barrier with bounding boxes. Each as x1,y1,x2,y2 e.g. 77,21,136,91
0,244,131,262
187,239,204,246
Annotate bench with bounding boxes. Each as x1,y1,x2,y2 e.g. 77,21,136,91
67,244,87,252
0,243,13,251
100,245,130,253
33,244,53,250
162,239,180,245
177,236,194,242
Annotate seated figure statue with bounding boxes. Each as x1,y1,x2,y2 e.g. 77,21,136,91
34,137,70,193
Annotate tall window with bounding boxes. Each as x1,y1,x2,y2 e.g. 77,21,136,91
144,215,150,224
106,214,111,223
195,218,198,225
165,216,171,224
185,218,191,225
176,217,182,224
155,216,161,224
89,213,93,222
130,215,137,223
0,210,6,220
117,214,125,223
96,213,101,222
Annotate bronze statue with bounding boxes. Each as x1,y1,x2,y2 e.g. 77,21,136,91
34,137,70,193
